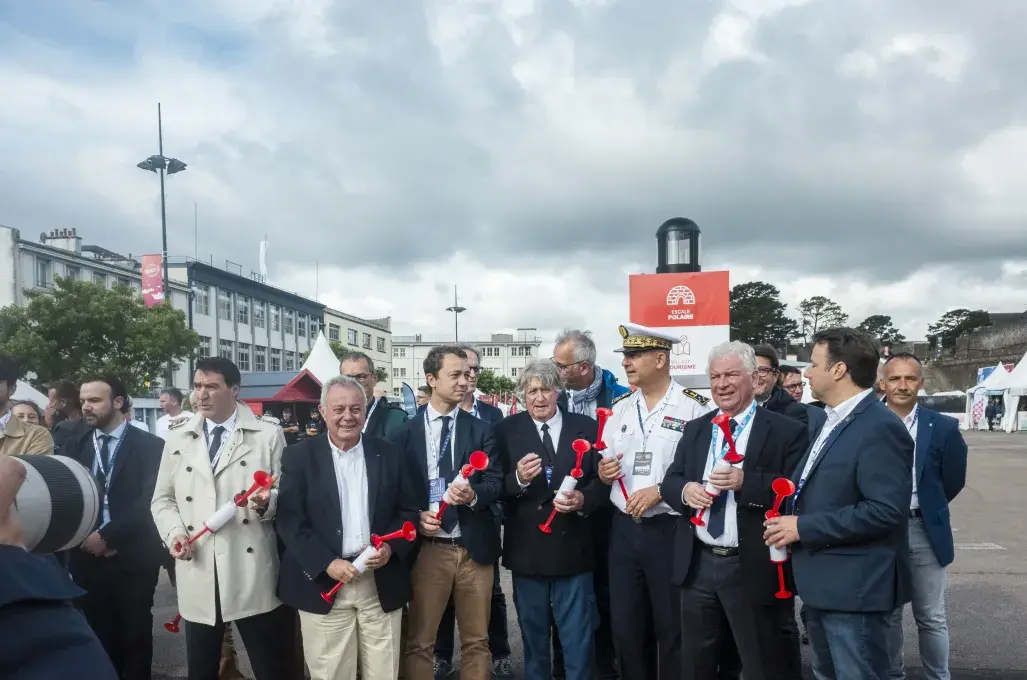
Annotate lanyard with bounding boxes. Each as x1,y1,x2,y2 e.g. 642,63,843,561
362,398,379,433
708,402,757,466
905,409,918,435
634,388,672,453
425,409,454,471
204,423,231,470
93,429,126,481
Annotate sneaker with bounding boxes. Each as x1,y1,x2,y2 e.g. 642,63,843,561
433,658,453,679
493,657,514,678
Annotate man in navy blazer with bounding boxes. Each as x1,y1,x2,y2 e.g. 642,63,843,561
881,353,967,680
764,328,913,680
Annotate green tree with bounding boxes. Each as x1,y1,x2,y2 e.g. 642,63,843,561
798,296,848,341
927,309,992,350
729,281,799,347
855,314,906,348
0,277,198,394
476,368,516,395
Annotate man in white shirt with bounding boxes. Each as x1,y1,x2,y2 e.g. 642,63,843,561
156,387,192,440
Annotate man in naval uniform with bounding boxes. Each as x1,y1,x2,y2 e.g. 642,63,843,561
152,357,300,680
597,323,715,680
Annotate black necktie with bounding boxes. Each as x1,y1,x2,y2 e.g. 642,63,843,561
540,423,556,470
437,416,458,531
98,434,112,475
707,419,740,539
95,435,111,530
208,425,225,463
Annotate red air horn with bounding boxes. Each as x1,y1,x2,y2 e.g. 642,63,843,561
766,477,797,599
320,521,417,603
594,407,629,501
174,471,275,551
539,439,591,534
434,451,489,520
165,613,182,633
692,416,745,527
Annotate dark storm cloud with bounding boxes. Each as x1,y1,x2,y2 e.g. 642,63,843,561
1,0,1026,286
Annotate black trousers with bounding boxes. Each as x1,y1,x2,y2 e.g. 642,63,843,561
183,577,300,680
435,561,512,661
77,566,160,680
608,512,680,680
679,547,801,680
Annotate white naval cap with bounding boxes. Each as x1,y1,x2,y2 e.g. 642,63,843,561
613,323,681,353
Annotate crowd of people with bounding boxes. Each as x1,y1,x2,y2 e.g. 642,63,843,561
0,321,968,680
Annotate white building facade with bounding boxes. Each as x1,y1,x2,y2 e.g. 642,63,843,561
323,308,393,379
390,332,543,395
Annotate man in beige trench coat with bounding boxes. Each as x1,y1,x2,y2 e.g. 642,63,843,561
152,357,301,680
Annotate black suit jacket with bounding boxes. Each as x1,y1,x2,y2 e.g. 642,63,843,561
761,385,810,429
474,399,504,426
59,422,166,578
396,407,503,566
497,412,604,576
662,408,808,604
275,434,420,614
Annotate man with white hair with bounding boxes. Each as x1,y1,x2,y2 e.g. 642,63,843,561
663,341,808,680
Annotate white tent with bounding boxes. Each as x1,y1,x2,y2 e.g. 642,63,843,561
964,362,1012,430
301,331,341,385
11,380,48,409
1000,351,1027,432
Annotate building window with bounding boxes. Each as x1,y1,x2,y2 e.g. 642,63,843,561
347,328,358,346
309,318,319,337
393,346,406,358
64,265,80,282
236,296,250,325
329,324,341,341
252,301,266,328
254,346,267,372
218,290,232,321
362,332,371,350
285,351,296,371
393,367,407,378
270,305,281,332
377,337,386,353
35,258,53,288
297,314,307,339
193,283,210,315
284,309,294,335
270,348,282,371
237,343,251,372
198,336,211,358
92,271,106,287
485,346,500,357
118,277,131,288
511,368,518,377
219,339,234,360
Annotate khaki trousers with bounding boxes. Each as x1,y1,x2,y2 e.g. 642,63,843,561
299,571,402,680
404,543,493,680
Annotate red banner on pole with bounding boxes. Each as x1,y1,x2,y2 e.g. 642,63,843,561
141,254,164,307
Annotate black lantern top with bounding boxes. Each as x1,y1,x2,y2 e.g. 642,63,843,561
656,217,701,274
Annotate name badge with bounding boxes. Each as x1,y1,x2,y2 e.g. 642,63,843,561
430,477,446,503
544,466,553,486
632,452,652,476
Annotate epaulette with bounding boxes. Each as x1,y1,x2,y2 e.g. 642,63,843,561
260,414,281,425
611,391,632,406
168,418,191,432
682,388,711,406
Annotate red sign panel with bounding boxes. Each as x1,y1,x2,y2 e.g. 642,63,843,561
629,271,730,328
141,254,164,307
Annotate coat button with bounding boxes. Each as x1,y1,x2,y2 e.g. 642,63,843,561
187,525,194,531
246,547,253,553
242,518,249,525
240,461,247,467
186,466,193,472
185,496,192,502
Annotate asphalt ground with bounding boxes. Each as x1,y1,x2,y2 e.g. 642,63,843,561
152,430,1027,679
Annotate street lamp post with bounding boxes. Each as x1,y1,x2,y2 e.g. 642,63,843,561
137,102,188,386
446,285,467,342
656,217,701,273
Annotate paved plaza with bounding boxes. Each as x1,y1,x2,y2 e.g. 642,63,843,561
151,431,1027,679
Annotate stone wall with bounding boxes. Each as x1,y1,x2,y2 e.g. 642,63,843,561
923,321,1027,392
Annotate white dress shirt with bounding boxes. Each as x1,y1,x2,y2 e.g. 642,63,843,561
157,411,193,440
329,435,372,557
424,403,461,539
204,408,239,468
518,409,564,487
799,388,873,483
904,405,920,510
695,402,755,548
94,419,130,526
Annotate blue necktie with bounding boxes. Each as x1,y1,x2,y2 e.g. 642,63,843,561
706,418,739,539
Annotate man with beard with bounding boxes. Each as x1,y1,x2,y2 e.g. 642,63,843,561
752,346,809,428
341,352,409,441
61,375,166,680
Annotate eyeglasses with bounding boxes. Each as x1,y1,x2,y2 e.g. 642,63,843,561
783,381,806,390
551,359,584,371
345,373,371,381
756,367,778,376
467,366,481,374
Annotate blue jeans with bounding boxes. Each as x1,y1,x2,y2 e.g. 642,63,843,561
512,573,596,680
805,607,892,680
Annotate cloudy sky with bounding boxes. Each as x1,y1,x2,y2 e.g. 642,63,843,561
2,0,1026,374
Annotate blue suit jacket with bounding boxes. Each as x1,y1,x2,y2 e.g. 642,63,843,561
803,403,827,442
790,393,914,613
913,407,967,566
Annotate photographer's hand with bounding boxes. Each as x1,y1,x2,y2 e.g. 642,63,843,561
0,456,27,548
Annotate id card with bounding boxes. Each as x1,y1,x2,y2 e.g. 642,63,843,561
632,452,653,477
429,477,446,503
544,465,553,486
